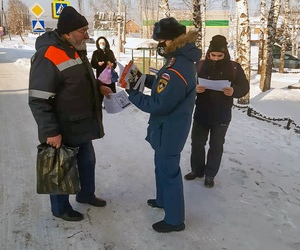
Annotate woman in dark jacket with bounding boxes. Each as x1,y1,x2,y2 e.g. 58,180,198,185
184,35,249,188
91,36,117,94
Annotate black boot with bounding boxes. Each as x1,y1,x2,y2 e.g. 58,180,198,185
204,176,214,188
53,208,83,221
152,220,185,233
76,195,107,207
147,199,163,208
184,172,204,180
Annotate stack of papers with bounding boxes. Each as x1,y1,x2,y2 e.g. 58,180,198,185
103,90,131,114
198,78,230,91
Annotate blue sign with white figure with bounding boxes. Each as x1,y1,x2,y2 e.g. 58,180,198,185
52,1,70,19
32,20,45,33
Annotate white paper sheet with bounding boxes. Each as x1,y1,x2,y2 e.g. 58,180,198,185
198,78,231,91
103,90,131,114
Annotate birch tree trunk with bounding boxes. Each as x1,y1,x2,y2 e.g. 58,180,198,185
279,0,290,73
235,0,251,104
201,0,206,59
159,0,170,19
193,0,202,50
257,0,266,74
234,5,239,60
77,0,84,13
139,0,143,38
259,0,281,92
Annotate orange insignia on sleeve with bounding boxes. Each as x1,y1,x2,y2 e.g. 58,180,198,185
157,78,168,93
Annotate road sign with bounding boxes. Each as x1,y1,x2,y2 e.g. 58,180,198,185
30,3,45,19
52,1,70,19
32,19,45,33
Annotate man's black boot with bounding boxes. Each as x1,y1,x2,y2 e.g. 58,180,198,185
184,172,204,180
152,220,185,233
204,176,215,188
53,208,83,221
76,195,107,207
147,199,163,208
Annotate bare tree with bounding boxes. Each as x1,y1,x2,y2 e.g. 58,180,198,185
139,0,143,38
233,3,239,60
279,0,290,73
159,0,170,19
77,0,84,14
259,0,281,92
193,0,202,50
89,0,118,12
257,0,266,74
235,0,251,104
7,0,30,37
289,1,300,57
201,0,206,59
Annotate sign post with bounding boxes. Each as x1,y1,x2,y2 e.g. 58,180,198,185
30,3,45,33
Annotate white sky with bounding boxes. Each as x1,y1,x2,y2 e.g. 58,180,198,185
0,34,300,250
2,0,260,20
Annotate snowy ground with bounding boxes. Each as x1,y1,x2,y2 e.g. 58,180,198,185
0,35,300,250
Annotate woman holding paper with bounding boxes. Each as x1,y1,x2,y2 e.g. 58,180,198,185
184,35,249,188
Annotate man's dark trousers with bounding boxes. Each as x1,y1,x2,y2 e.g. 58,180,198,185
50,141,96,216
190,121,228,178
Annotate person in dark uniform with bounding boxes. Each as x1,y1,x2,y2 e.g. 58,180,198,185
184,35,249,188
127,17,202,232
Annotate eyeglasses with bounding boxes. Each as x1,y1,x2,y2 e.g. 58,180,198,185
75,28,89,35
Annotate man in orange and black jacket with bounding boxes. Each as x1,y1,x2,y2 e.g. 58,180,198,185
28,7,112,221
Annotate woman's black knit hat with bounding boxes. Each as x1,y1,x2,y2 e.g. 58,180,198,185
152,17,186,41
208,35,228,53
57,6,88,35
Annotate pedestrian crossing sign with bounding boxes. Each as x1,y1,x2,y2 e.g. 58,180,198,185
32,19,45,33
52,1,70,19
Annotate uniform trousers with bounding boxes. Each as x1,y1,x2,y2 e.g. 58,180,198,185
50,141,96,216
190,121,228,178
154,152,184,226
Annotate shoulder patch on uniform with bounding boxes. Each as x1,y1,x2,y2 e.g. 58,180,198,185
166,57,176,68
161,73,170,81
157,78,168,93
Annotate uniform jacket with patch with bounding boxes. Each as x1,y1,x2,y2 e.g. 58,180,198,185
28,30,104,146
128,30,202,155
194,49,249,126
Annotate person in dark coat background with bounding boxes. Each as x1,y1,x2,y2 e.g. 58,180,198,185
91,36,117,94
28,7,112,222
184,35,249,188
127,17,202,233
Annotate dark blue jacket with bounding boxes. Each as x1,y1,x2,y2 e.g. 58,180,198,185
194,49,249,126
128,30,202,155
